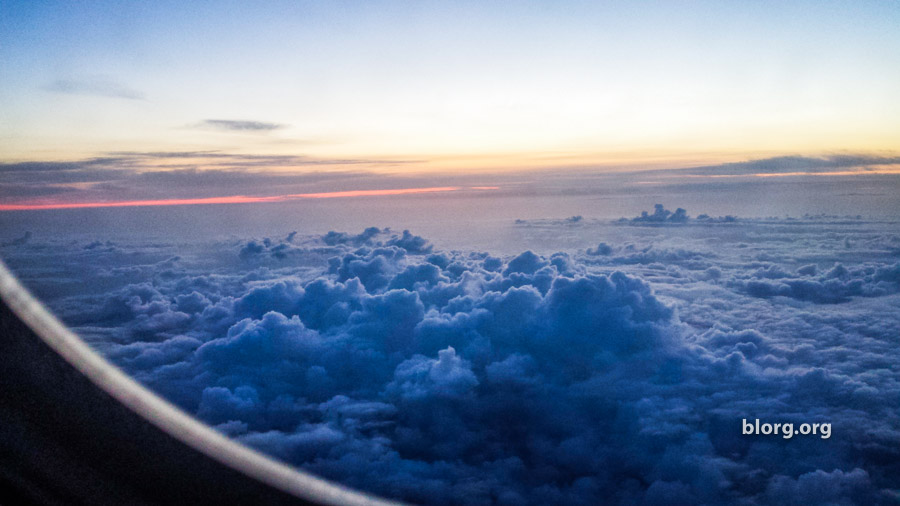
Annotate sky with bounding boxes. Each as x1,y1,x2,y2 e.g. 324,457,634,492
3,5,900,501
1,0,899,185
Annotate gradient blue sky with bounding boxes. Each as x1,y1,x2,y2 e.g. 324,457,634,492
1,1,899,200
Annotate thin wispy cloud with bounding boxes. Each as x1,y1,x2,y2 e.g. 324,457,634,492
196,119,285,132
0,151,442,208
671,155,900,177
0,151,418,184
2,152,897,210
43,78,145,100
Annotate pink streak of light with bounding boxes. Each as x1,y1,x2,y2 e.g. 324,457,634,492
0,186,471,211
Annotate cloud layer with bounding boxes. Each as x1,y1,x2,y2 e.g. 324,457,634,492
3,218,900,505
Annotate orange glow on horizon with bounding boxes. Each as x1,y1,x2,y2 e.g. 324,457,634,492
0,186,474,211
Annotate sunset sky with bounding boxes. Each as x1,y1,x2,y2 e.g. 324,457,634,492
1,0,899,208
4,5,900,502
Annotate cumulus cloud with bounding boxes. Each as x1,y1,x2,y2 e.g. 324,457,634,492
586,242,613,256
630,204,689,223
617,204,740,227
6,222,900,505
730,261,900,303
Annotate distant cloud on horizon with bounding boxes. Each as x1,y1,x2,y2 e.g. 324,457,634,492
672,154,900,177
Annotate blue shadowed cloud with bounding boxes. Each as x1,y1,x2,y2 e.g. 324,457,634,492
4,217,900,505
